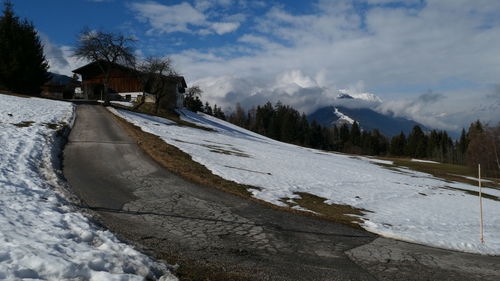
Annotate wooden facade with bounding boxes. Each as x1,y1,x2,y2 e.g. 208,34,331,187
72,61,187,109
72,61,142,100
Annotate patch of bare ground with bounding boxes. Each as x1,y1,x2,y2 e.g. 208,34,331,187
156,252,252,281
43,122,69,136
282,192,369,227
12,121,35,127
111,110,368,229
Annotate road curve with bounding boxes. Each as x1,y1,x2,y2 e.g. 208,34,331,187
64,104,500,281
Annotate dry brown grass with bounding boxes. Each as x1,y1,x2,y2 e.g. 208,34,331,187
111,112,368,229
289,192,368,227
374,156,500,189
157,252,252,281
0,91,32,98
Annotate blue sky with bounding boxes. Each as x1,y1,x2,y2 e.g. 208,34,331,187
8,0,500,131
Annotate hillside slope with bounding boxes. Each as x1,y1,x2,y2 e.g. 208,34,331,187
110,107,500,255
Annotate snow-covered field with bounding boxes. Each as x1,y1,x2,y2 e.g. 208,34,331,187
0,94,176,281
110,108,500,255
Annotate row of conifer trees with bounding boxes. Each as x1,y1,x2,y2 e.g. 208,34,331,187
187,99,498,175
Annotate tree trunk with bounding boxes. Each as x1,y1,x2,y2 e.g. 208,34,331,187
155,94,162,114
103,71,110,105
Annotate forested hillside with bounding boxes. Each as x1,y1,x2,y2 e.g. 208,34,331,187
184,97,499,176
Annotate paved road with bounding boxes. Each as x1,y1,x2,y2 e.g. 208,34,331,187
64,105,500,281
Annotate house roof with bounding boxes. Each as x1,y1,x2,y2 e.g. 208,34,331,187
72,60,187,88
72,60,135,75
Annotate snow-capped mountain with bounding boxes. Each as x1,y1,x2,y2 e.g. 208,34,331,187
308,93,426,137
337,89,383,103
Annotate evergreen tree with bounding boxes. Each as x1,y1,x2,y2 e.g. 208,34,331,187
350,121,361,146
456,128,468,164
203,102,213,115
184,95,203,112
298,113,310,146
406,125,427,158
0,1,49,94
390,132,406,156
331,125,340,150
427,130,440,159
339,124,350,148
309,120,322,148
369,129,388,156
360,131,371,154
213,104,226,120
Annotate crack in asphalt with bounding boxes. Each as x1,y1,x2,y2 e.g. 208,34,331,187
80,205,373,239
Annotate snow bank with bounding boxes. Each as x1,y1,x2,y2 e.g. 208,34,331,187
110,108,500,255
0,94,177,281
111,101,134,108
411,158,440,164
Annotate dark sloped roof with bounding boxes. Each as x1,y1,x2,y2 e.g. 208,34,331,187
72,60,187,88
72,60,134,74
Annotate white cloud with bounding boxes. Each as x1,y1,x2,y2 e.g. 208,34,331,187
40,34,84,77
130,1,242,35
195,0,233,11
170,0,500,131
131,2,206,34
211,22,240,35
192,70,346,114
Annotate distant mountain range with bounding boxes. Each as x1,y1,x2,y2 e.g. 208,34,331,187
308,93,427,137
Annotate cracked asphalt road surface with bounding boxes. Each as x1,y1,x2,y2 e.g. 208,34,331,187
64,105,500,281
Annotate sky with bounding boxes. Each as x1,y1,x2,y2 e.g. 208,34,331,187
8,0,500,132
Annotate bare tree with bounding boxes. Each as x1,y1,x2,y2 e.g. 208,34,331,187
488,123,500,171
137,56,178,114
73,28,136,103
467,122,500,177
229,103,246,127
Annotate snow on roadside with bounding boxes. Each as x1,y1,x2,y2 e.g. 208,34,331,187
111,101,134,108
411,158,440,164
110,108,500,255
0,94,177,281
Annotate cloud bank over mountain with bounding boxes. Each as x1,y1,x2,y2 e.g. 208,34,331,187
169,0,500,131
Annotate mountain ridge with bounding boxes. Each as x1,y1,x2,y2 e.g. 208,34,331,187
308,105,427,137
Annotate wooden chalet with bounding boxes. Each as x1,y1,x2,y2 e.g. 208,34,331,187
72,60,187,109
